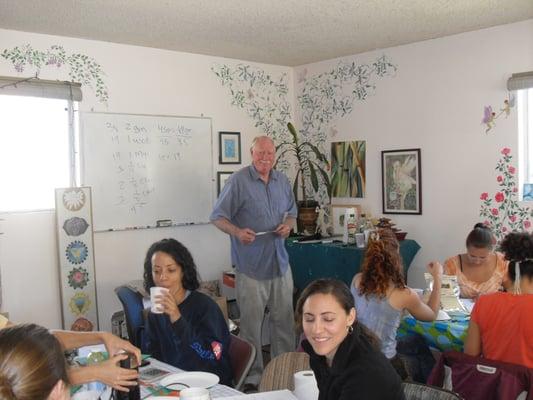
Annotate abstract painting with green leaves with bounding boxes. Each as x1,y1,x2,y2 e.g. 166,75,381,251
331,141,366,198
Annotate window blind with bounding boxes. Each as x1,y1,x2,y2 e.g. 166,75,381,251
508,71,533,91
0,76,82,101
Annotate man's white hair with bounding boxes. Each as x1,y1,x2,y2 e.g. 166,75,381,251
250,135,274,152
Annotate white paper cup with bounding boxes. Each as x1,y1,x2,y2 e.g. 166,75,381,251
150,286,169,313
179,387,211,400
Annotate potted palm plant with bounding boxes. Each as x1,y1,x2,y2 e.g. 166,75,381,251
275,122,331,234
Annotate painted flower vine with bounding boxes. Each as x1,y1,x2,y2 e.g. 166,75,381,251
211,63,291,170
479,147,533,242
211,56,397,202
1,44,108,103
297,55,397,201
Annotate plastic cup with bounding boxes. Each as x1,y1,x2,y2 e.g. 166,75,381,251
150,287,169,313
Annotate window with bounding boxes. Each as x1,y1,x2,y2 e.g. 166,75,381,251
518,88,533,200
0,95,78,211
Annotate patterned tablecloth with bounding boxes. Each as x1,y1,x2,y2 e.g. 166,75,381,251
397,315,470,352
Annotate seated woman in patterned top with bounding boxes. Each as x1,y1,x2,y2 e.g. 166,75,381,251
444,223,509,299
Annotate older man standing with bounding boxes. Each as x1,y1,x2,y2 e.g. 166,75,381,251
210,135,297,390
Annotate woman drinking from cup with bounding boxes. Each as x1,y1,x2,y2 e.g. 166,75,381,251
444,223,509,299
142,238,232,385
297,278,405,400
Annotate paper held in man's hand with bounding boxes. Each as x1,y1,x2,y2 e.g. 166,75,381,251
424,273,469,313
255,231,275,236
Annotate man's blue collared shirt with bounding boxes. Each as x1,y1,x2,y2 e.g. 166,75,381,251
210,165,297,280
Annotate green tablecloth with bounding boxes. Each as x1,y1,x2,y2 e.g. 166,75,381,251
286,238,420,290
397,316,469,352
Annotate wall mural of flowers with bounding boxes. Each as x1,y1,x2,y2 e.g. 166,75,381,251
479,147,533,242
1,44,109,104
211,63,291,171
212,56,396,202
297,55,397,202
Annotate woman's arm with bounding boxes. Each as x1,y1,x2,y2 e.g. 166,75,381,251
52,331,140,363
443,257,457,276
464,320,482,356
170,295,230,368
404,261,442,321
68,353,139,392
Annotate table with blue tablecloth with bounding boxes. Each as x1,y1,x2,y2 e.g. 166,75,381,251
397,315,470,352
286,238,420,290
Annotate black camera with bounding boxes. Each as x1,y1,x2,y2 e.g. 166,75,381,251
114,353,140,400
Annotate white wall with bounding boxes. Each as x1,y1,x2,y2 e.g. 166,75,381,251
0,28,293,330
294,19,533,287
1,19,532,330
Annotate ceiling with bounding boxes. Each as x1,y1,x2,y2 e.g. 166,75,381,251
1,0,532,66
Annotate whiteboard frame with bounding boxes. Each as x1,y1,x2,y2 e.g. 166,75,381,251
79,111,215,232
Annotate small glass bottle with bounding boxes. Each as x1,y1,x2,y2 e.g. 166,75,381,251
346,211,357,245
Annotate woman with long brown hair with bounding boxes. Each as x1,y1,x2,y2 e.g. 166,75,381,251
351,228,442,381
0,323,70,400
297,278,405,400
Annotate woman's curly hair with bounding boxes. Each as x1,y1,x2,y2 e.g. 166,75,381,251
358,228,406,298
499,231,533,281
143,238,200,292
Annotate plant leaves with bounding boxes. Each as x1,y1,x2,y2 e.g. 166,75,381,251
287,122,299,146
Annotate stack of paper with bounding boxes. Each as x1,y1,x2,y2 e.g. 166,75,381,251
424,273,469,313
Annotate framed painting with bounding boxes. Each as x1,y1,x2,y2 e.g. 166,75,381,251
217,171,233,196
331,204,362,235
381,148,422,214
219,131,241,164
331,140,366,198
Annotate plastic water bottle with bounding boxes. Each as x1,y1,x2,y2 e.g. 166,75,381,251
346,210,357,245
86,350,107,393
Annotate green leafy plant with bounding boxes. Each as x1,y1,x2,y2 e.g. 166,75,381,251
275,122,331,205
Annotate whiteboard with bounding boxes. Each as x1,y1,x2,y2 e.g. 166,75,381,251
80,112,213,232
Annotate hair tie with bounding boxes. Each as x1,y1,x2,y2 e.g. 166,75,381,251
514,262,522,295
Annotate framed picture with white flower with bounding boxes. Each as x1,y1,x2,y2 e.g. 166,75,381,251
381,149,422,214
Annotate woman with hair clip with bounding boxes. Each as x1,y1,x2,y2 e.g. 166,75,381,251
444,223,509,299
297,278,405,400
141,238,232,385
351,228,443,382
0,324,70,400
464,231,533,367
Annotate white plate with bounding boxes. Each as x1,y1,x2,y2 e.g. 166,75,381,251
159,371,219,390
